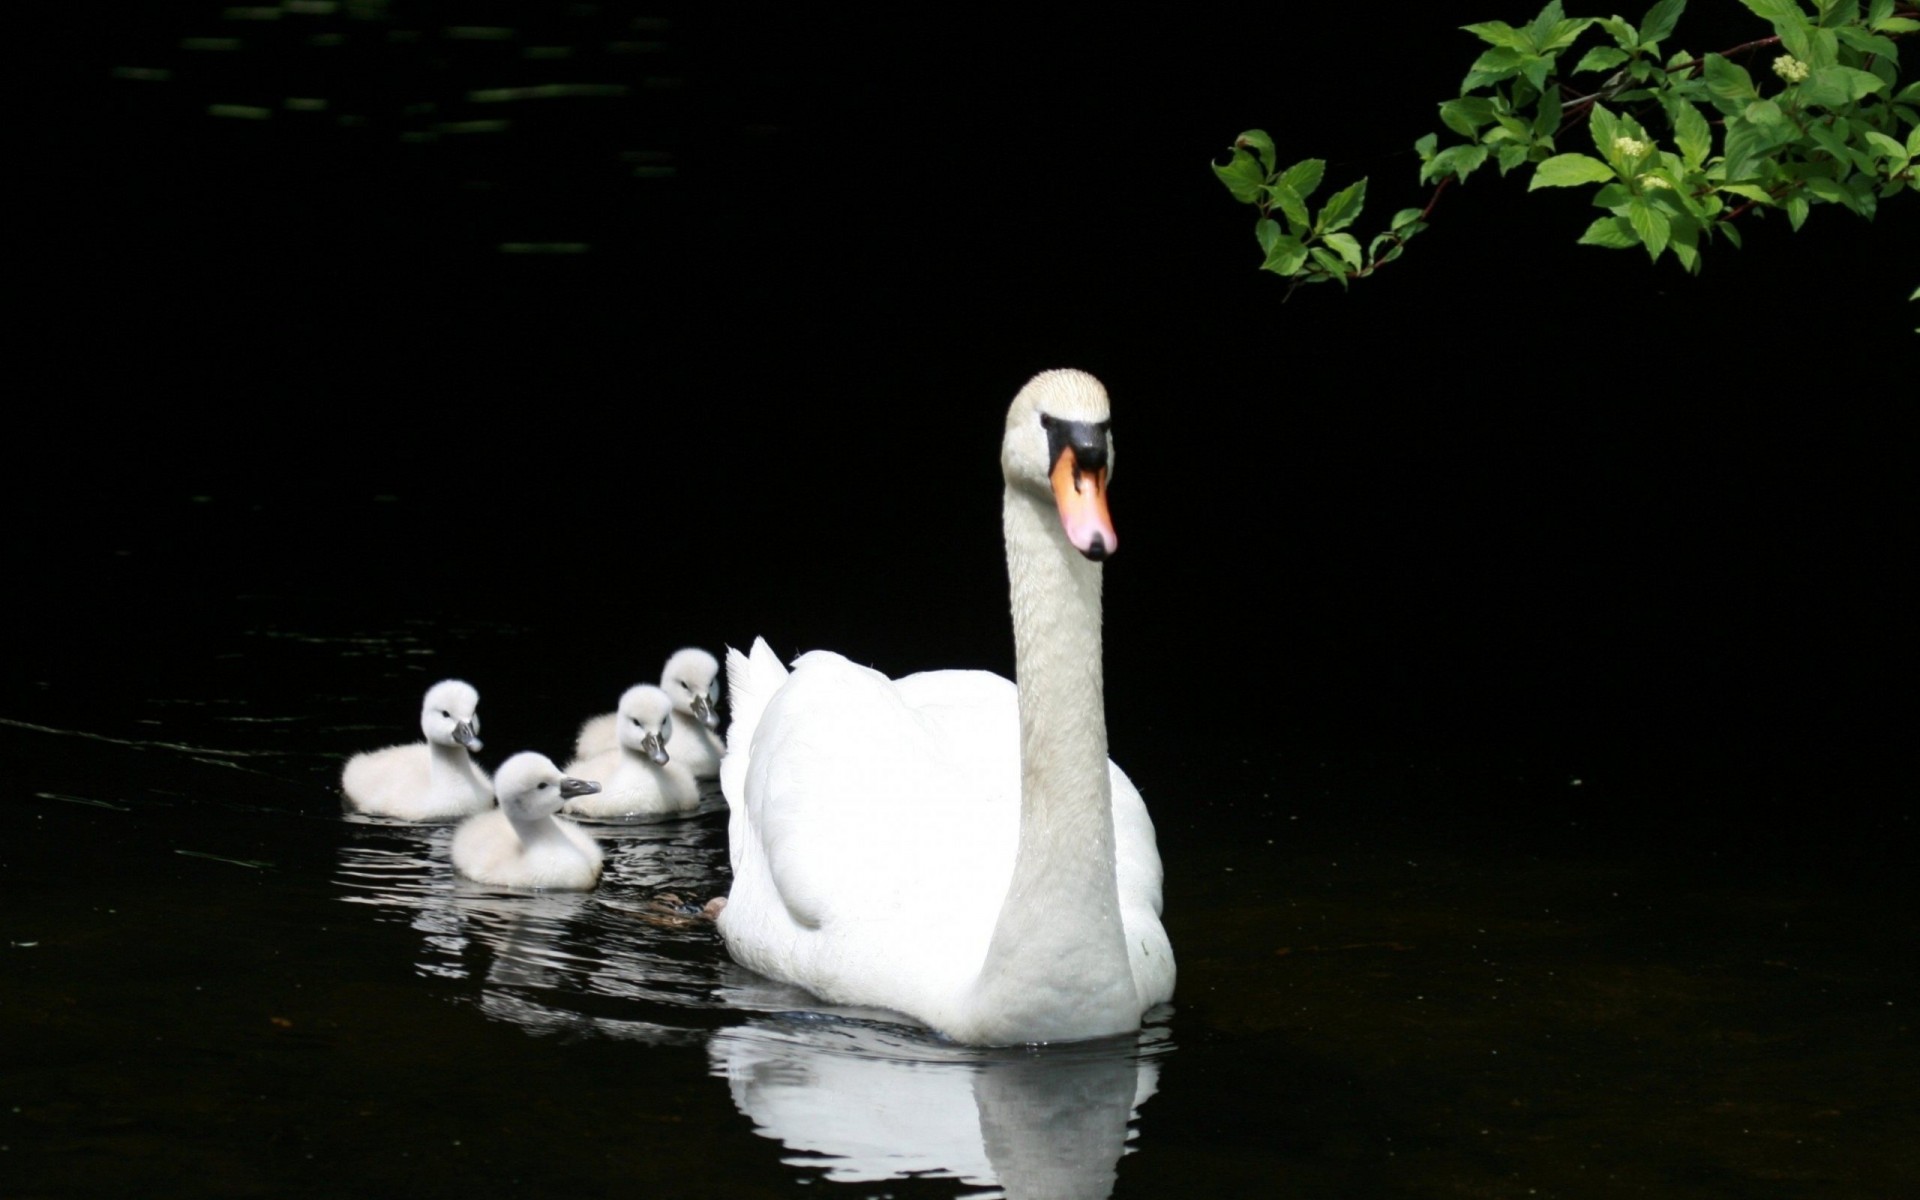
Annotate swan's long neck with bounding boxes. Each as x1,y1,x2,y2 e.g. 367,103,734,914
968,483,1138,1041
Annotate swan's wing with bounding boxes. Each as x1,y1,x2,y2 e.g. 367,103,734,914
1108,762,1164,917
340,742,429,810
560,748,619,786
1109,760,1176,1007
573,712,616,761
741,656,1020,934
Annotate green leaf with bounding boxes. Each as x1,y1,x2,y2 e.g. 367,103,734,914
1526,0,1590,54
1786,190,1812,229
1323,232,1364,271
1594,182,1635,208
1862,130,1908,163
1741,0,1814,58
1308,247,1352,286
1640,0,1686,47
1462,19,1531,49
1439,97,1497,138
1390,207,1426,232
1534,85,1564,140
1522,53,1553,92
1278,158,1327,201
1835,26,1900,63
1213,149,1267,204
1531,153,1619,188
1422,143,1491,184
1497,142,1533,173
1808,119,1866,172
1719,221,1743,249
1805,174,1865,213
1234,130,1277,175
1588,102,1622,153
1464,46,1529,91
1818,66,1889,103
1578,215,1641,247
1630,196,1672,259
1669,214,1701,273
1599,16,1638,47
1575,46,1630,73
1315,178,1368,234
1745,98,1787,129
1721,118,1782,181
1261,233,1310,276
1720,183,1777,204
1269,180,1312,233
1702,55,1757,105
1673,100,1712,168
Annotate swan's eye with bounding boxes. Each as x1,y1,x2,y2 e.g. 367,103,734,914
537,782,548,790
439,710,451,719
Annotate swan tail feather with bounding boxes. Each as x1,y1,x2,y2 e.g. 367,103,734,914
719,637,788,807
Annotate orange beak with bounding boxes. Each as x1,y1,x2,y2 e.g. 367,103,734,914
1050,448,1116,559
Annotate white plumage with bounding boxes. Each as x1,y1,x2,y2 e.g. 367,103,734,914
341,678,493,821
562,684,701,818
572,647,725,780
716,369,1174,1045
451,751,604,890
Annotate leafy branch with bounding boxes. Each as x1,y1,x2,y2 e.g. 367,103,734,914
1214,0,1919,295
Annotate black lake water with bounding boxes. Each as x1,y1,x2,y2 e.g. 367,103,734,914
10,3,1916,1197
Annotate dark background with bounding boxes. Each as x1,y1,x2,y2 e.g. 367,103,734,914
15,3,1914,852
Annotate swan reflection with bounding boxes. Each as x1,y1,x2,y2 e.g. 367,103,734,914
709,1000,1168,1199
334,813,1172,1196
333,811,724,1037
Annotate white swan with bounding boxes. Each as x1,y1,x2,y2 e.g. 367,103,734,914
716,368,1174,1045
451,751,604,890
573,647,725,780
561,684,702,818
341,678,493,821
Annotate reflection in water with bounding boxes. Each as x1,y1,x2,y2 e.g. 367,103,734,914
333,809,1171,1195
332,809,725,1040
711,1016,1167,1199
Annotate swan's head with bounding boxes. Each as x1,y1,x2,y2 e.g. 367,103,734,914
419,679,483,752
615,684,676,765
1003,368,1116,560
493,751,599,821
661,647,722,729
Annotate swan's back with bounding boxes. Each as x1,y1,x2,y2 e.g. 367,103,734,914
721,644,1174,1032
720,650,1024,1020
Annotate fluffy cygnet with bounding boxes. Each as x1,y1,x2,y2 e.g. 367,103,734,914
450,751,604,890
341,678,493,821
562,684,701,818
573,647,724,780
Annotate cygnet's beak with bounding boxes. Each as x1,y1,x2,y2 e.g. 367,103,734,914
691,694,716,728
644,733,670,767
559,776,601,799
454,720,483,753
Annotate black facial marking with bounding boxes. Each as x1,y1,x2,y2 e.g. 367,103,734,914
1040,415,1110,472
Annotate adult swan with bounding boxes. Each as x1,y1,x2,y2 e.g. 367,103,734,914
717,368,1174,1045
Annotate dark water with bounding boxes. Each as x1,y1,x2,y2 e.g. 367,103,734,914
10,3,1916,1197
